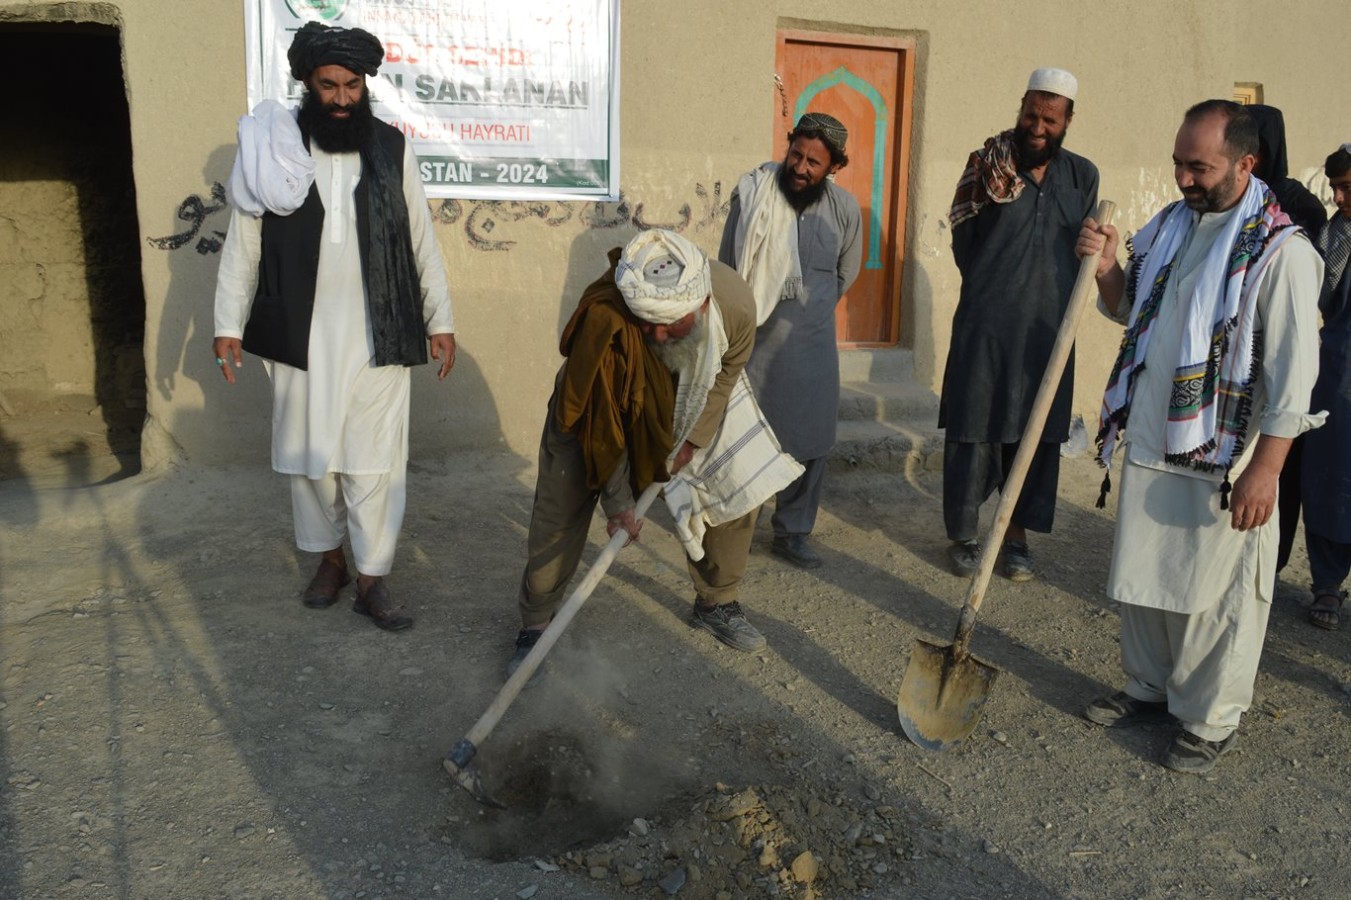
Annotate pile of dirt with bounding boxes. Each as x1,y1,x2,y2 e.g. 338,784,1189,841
550,781,915,898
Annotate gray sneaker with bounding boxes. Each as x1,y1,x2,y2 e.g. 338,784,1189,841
1084,690,1171,727
689,601,766,651
1162,730,1237,775
946,540,980,576
505,628,545,684
1002,541,1035,582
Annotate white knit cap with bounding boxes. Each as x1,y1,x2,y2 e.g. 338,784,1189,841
1027,67,1078,101
615,230,711,324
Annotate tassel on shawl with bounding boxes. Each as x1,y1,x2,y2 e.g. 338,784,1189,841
1096,471,1111,509
1219,469,1232,511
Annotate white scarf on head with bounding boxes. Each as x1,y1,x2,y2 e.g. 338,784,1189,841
226,100,316,218
732,163,803,326
615,229,711,324
660,297,805,559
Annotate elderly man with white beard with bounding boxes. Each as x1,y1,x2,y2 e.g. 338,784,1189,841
506,230,802,679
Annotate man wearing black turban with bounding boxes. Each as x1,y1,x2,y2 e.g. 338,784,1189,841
288,20,384,81
213,22,457,633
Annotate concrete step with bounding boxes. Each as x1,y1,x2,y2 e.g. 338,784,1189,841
838,380,939,423
838,347,914,383
828,418,944,475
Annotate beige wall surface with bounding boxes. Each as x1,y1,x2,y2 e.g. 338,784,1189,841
0,0,1343,469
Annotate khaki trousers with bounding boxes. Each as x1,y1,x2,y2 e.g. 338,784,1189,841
519,407,756,627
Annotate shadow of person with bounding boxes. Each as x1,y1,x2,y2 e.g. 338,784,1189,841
148,145,245,464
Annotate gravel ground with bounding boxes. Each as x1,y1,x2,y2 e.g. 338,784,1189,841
1,448,1349,899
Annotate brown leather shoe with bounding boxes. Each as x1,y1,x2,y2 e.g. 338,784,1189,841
352,578,413,631
302,559,351,609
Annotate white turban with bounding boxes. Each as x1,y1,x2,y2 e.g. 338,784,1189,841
615,230,711,324
1027,67,1078,101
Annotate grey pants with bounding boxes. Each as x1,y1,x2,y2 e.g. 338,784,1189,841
770,455,828,537
518,409,757,627
943,439,1061,541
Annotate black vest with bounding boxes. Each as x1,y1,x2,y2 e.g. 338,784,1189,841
241,119,428,370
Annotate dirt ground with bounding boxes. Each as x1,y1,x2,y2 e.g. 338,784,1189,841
2,438,1350,900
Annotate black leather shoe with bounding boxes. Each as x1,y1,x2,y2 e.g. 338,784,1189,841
302,559,351,608
352,579,413,631
771,534,822,569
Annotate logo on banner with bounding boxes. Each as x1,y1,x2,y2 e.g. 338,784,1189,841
283,0,348,21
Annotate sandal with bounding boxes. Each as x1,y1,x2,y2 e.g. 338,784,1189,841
1308,591,1345,631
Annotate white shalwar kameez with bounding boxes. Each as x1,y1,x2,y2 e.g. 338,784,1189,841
1102,204,1322,740
214,140,454,576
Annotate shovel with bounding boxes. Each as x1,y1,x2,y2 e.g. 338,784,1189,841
897,199,1117,751
443,479,664,807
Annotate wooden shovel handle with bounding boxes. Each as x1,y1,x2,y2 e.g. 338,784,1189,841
950,200,1117,653
459,480,664,749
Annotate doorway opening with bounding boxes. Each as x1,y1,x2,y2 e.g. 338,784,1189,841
0,19,147,484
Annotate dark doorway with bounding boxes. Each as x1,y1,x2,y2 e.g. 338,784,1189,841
0,21,146,484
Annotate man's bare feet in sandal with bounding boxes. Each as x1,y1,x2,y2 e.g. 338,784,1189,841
1308,590,1346,631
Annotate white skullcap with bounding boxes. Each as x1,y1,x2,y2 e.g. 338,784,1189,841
1027,67,1078,101
615,229,711,324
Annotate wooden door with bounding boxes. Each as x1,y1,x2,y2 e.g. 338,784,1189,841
774,31,914,347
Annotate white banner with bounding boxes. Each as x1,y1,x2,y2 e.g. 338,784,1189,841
243,0,620,200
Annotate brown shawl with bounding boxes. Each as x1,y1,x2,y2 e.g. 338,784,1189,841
555,248,676,493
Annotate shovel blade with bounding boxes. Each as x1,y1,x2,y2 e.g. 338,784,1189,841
897,638,1000,751
442,752,506,809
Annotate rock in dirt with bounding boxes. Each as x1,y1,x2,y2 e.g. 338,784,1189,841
658,867,686,894
790,850,819,883
553,781,913,898
515,886,538,899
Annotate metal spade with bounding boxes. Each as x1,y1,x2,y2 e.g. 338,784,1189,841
898,200,1117,750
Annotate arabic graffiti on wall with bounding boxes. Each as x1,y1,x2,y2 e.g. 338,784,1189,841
146,181,732,255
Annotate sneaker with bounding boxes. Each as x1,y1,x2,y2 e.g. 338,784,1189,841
1162,730,1237,775
1083,690,1171,728
689,601,767,651
1001,541,1035,582
771,534,822,569
505,628,545,682
946,540,980,576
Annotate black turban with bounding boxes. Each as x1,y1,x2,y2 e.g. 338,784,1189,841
287,21,384,82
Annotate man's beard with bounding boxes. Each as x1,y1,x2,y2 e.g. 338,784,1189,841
649,314,706,375
298,87,374,154
1013,123,1066,170
1181,165,1239,213
776,163,829,212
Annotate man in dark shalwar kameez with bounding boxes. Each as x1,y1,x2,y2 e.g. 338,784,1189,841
1247,105,1327,577
719,112,862,569
1303,144,1351,630
939,68,1098,581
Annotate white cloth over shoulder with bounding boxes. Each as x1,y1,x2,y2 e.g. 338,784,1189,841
227,100,316,217
661,298,804,559
732,163,803,326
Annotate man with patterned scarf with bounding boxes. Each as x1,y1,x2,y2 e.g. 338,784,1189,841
213,22,457,632
1076,100,1324,774
507,230,802,679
